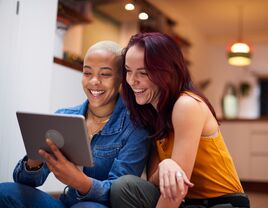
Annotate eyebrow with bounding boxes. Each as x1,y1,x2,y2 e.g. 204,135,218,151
83,65,113,71
125,64,146,70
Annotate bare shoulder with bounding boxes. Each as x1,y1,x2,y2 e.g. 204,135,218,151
173,94,207,117
173,93,206,112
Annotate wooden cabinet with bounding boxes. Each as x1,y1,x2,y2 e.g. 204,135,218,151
57,0,92,26
220,120,268,182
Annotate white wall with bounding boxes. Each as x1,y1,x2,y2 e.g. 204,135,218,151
171,14,266,118
82,12,121,56
203,42,266,118
119,21,138,47
0,0,88,193
0,0,59,191
63,25,84,57
50,64,86,113
0,0,20,184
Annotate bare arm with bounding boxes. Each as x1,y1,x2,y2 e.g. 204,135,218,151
156,95,208,207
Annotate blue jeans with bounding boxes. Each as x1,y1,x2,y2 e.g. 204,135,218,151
0,182,108,208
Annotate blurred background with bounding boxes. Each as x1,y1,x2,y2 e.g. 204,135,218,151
0,0,267,206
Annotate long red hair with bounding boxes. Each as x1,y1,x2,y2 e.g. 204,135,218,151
122,32,218,139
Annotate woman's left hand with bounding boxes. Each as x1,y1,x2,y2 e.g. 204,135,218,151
38,139,91,193
158,158,194,201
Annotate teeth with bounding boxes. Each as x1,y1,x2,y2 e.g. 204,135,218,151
90,90,104,96
133,89,145,93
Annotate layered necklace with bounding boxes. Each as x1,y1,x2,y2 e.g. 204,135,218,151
86,108,113,140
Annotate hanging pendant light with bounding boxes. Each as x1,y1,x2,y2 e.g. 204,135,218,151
227,6,252,66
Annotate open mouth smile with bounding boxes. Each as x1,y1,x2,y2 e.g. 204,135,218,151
89,89,105,97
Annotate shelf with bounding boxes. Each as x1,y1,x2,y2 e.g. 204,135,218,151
54,57,82,72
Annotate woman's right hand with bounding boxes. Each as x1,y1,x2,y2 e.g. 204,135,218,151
158,158,194,201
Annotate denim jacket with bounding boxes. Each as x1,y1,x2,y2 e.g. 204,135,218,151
13,96,150,206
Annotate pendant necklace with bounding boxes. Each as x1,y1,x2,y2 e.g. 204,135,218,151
87,108,112,139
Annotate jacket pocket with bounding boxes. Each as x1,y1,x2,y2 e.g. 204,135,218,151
94,143,122,158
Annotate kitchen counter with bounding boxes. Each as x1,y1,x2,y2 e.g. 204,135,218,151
220,117,268,122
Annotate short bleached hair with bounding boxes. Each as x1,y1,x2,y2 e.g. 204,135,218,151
86,41,123,72
87,40,122,57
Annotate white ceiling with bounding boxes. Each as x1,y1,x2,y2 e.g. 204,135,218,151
96,0,268,43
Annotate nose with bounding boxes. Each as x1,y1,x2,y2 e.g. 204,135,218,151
89,75,101,85
127,72,138,86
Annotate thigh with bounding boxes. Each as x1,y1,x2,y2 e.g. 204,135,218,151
110,175,160,208
71,201,109,208
0,182,65,208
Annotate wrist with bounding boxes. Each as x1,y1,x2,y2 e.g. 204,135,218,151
25,161,43,171
77,175,92,195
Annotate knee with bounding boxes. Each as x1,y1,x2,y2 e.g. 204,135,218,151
111,175,139,194
0,182,19,205
0,182,15,197
111,175,139,201
110,175,141,207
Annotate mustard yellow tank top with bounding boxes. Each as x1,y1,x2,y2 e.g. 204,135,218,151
155,130,244,199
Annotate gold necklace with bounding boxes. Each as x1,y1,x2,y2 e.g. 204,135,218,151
87,108,113,124
94,117,110,124
87,114,110,140
88,120,109,139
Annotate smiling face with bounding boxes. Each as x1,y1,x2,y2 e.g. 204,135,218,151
82,49,121,111
125,45,160,109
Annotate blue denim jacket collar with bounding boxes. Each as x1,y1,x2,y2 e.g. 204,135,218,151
76,95,126,136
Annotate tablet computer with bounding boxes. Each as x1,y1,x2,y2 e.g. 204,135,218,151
16,111,93,167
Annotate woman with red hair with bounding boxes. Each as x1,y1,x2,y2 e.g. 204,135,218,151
111,32,249,208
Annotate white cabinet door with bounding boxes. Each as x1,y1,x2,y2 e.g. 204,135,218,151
220,123,251,180
249,124,268,181
220,121,268,182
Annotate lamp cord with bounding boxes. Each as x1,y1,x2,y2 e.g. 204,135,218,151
237,5,244,42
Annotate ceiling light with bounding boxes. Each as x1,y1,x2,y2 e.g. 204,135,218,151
227,6,252,67
138,12,148,20
125,3,135,11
